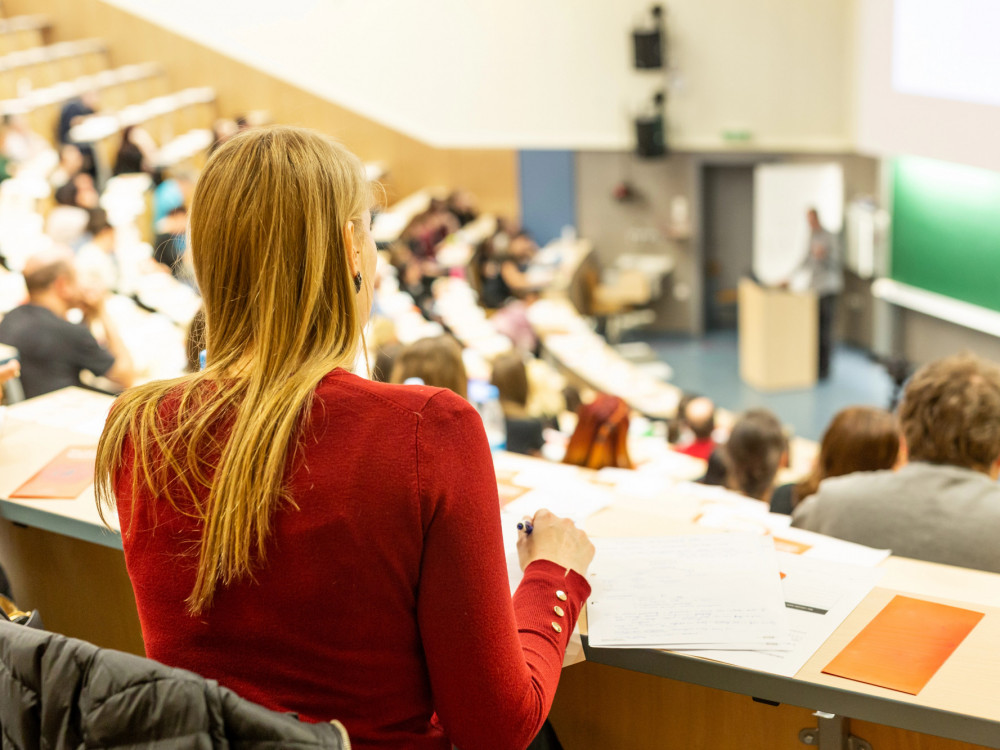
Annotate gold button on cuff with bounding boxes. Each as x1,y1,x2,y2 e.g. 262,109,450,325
551,622,563,633
556,590,568,601
553,605,565,617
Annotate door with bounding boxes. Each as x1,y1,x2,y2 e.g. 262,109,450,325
702,165,754,330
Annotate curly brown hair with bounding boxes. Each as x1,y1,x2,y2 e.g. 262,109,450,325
899,353,1000,472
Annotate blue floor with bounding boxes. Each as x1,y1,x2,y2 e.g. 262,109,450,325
636,330,895,442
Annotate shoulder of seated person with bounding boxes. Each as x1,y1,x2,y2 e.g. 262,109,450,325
810,468,902,502
319,370,472,416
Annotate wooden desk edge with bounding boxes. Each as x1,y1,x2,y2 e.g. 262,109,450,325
0,498,122,550
580,636,1000,748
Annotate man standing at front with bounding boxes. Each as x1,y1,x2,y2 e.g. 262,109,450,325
794,208,842,379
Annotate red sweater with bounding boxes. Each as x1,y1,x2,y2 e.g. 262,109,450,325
674,437,715,462
114,370,590,750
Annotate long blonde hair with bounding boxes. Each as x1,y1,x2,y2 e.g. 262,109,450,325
96,127,372,614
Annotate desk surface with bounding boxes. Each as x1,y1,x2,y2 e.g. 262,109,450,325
0,388,119,548
5,390,998,746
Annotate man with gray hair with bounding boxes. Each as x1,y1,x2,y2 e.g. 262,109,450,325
0,248,134,399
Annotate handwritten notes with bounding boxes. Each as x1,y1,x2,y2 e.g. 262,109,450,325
587,534,788,649
690,553,884,676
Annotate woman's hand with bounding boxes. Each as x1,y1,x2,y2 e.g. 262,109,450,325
516,509,595,577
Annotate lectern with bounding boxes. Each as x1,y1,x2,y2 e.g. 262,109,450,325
738,278,817,391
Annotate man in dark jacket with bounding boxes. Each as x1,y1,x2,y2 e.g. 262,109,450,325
0,622,349,749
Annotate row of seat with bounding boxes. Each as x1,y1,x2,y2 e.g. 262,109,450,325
0,38,108,99
69,87,217,170
0,13,49,56
1,62,167,133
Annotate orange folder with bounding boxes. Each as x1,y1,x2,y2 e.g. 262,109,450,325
822,595,984,695
10,446,97,499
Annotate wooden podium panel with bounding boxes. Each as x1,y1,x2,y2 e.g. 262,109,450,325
738,278,818,391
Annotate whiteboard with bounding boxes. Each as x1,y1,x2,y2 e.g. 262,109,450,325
752,163,844,286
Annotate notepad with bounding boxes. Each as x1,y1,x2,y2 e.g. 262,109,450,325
586,534,789,650
822,595,984,694
10,446,97,499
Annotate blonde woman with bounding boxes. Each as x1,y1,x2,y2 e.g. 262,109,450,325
95,127,593,750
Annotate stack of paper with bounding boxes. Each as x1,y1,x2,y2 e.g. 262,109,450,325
689,553,883,676
587,535,789,650
693,504,891,567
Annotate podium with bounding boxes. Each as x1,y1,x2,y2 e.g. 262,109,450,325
738,278,817,391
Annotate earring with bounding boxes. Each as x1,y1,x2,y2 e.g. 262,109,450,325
353,272,362,294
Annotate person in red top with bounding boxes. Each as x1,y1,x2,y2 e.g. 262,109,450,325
673,396,717,461
96,127,594,750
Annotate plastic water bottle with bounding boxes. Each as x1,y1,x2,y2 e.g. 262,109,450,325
468,380,507,451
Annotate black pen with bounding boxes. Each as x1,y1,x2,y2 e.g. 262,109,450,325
517,521,533,535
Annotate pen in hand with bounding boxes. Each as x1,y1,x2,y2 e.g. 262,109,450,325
516,520,533,535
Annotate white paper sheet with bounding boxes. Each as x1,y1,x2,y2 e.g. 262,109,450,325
502,481,615,527
9,390,113,438
692,505,891,568
500,509,526,595
769,524,891,567
688,553,884,676
586,534,788,649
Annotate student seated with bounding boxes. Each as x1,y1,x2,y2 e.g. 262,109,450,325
673,396,717,461
770,406,901,515
0,248,134,399
793,354,1000,573
724,409,786,503
563,394,633,470
491,350,546,456
391,335,467,397
76,209,119,293
95,128,595,750
480,231,540,308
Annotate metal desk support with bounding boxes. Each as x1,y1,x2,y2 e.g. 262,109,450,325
799,712,873,750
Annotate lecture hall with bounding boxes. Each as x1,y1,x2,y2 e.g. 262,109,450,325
0,1,998,748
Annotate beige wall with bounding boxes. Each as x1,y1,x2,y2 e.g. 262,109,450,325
10,0,519,216
50,0,855,153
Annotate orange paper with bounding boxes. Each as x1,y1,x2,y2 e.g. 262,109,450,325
822,595,984,694
498,483,530,506
773,537,813,555
10,446,96,499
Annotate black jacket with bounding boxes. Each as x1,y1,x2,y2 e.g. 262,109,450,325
0,622,350,749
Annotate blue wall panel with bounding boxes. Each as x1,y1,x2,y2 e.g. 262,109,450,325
518,150,576,245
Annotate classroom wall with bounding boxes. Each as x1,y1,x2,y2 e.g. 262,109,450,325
10,0,519,216
855,0,1000,173
54,0,854,153
576,152,880,336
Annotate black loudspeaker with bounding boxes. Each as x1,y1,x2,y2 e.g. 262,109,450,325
633,29,662,69
635,113,666,159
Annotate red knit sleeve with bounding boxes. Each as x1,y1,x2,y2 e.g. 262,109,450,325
415,390,590,750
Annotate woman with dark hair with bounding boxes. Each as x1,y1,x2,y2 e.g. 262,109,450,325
770,406,901,514
725,409,787,503
95,127,594,750
113,125,157,176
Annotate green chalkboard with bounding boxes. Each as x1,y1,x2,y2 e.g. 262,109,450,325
891,157,1000,313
